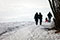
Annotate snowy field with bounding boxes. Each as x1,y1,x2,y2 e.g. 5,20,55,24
0,21,60,40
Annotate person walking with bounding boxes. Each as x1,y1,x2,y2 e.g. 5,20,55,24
38,12,43,25
47,12,52,22
34,12,39,25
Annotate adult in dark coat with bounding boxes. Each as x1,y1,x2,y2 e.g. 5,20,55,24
47,12,52,22
34,12,39,25
38,12,43,25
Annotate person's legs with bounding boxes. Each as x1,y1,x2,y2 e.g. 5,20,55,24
35,19,38,25
40,20,41,25
50,19,51,22
36,21,38,25
40,19,42,25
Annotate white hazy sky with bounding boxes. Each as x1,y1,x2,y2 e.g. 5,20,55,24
0,0,53,22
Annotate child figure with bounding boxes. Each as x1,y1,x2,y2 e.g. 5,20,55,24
45,18,48,22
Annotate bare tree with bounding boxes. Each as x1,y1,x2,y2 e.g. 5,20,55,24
48,0,60,31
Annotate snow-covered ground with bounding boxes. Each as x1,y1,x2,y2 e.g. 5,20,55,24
0,21,60,40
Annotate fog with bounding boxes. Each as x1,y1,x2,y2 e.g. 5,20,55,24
0,0,53,22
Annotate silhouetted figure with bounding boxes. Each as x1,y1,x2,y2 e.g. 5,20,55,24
34,12,39,25
45,17,48,22
47,12,52,22
38,12,43,25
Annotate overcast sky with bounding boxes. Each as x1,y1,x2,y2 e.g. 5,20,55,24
0,0,53,22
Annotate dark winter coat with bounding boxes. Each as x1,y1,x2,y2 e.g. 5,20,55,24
38,13,43,22
38,13,42,19
34,13,38,21
47,12,52,19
